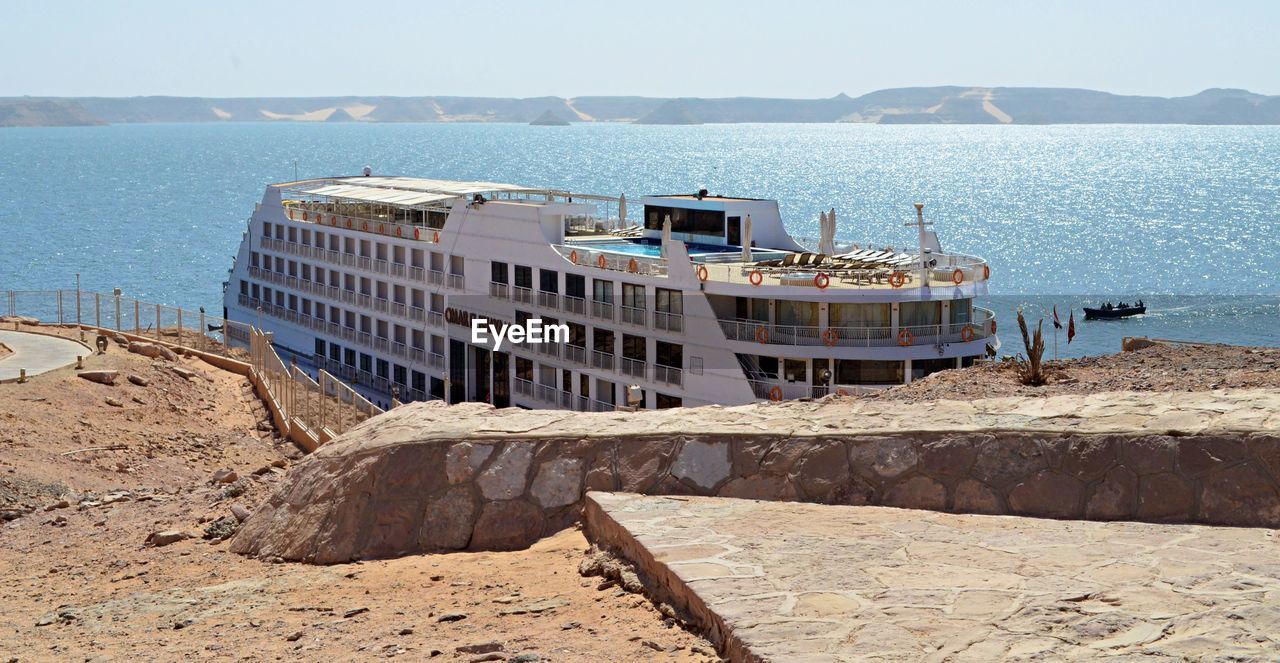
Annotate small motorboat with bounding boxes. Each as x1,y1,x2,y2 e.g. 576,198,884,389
1083,301,1146,320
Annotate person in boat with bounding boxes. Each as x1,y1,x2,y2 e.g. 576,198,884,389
1137,299,1144,308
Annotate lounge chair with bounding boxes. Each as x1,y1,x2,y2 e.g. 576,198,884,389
781,253,798,267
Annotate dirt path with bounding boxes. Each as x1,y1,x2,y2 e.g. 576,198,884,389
0,329,717,662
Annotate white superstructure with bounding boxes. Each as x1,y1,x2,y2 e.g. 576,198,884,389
224,174,999,410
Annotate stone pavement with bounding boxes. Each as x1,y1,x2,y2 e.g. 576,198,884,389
0,330,88,381
584,492,1280,662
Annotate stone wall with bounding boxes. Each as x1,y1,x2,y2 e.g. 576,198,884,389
231,396,1280,564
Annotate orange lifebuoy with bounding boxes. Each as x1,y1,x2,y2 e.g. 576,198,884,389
696,265,709,282
983,264,990,280
432,231,440,243
569,250,579,264
961,326,975,342
991,319,997,334
395,226,402,238
361,221,369,232
330,217,337,227
288,209,295,220
748,270,763,287
814,272,830,289
888,271,906,288
597,255,607,269
754,326,769,344
898,329,914,347
627,258,639,273
346,219,353,229
822,328,838,347
413,227,421,240
769,386,783,402
952,268,964,285
378,223,385,234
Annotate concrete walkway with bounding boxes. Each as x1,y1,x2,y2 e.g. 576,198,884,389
0,330,89,381
584,492,1280,661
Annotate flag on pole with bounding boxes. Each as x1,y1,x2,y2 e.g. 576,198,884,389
1067,310,1076,344
1052,305,1063,330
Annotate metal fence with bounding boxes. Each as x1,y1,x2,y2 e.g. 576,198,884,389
2,289,382,446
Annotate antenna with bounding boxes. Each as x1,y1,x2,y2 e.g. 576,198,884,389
906,203,935,287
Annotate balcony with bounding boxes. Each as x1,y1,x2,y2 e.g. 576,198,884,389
428,352,445,370
716,308,996,348
653,311,683,333
565,344,586,365
514,377,534,398
591,300,615,321
621,357,647,379
591,399,615,412
563,296,586,316
428,270,444,286
428,311,444,328
535,383,558,402
537,291,560,310
489,282,509,299
590,350,615,371
653,363,683,386
512,286,533,304
446,273,465,290
619,305,647,327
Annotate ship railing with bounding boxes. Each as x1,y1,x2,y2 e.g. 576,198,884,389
591,350,616,371
562,295,586,315
370,258,388,275
512,286,533,304
619,305,647,327
372,296,389,313
429,352,446,369
514,377,535,398
559,390,573,409
390,263,407,278
428,311,444,328
653,363,683,386
591,300,615,321
653,310,683,333
748,380,819,401
565,344,586,365
591,399,615,413
621,357,647,379
409,305,425,322
390,301,407,317
535,383,558,402
410,347,426,363
373,335,389,352
427,269,444,286
576,395,591,412
716,308,995,347
537,342,560,358
551,245,670,278
446,273,465,290
409,266,426,281
698,254,990,290
280,203,443,245
537,290,559,310
489,282,509,299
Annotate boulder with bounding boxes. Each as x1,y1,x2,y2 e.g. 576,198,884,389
146,530,191,547
211,469,239,484
77,370,119,385
670,440,731,491
128,342,177,361
127,374,150,387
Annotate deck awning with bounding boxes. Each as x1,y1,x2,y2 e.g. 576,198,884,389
297,184,460,207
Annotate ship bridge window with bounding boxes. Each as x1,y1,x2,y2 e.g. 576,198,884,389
836,359,903,385
514,265,532,289
950,299,973,324
643,205,726,240
539,269,559,293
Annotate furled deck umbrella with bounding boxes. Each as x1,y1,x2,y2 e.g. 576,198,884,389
741,214,753,263
618,193,627,226
661,214,672,258
819,208,837,255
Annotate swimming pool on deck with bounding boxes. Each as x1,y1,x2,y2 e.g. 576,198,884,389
568,238,789,262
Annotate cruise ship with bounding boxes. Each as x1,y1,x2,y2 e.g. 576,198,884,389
224,173,999,410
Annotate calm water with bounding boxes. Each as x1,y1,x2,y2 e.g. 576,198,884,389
1,123,1277,357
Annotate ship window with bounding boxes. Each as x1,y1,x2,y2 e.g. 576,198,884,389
835,359,903,385
900,301,942,328
735,297,767,322
539,269,559,293
655,288,682,314
596,380,615,405
412,370,426,394
593,328,614,354
515,356,533,381
262,221,272,238
239,280,248,295
656,393,682,409
274,256,284,272
288,294,297,311
831,303,890,328
360,353,372,373
538,365,556,387
622,283,645,308
288,260,297,277
329,343,341,362
344,348,356,367
314,338,325,356
449,255,464,276
491,262,508,284
656,342,682,369
301,229,310,245
394,364,407,385
758,356,779,378
250,252,259,268
376,242,388,261
950,299,973,324
275,224,284,240
377,359,389,379
622,334,646,361
301,299,311,316
565,273,585,299
567,322,586,347
288,226,297,243
301,264,311,281
251,284,259,299
592,279,614,303
514,265,532,288
412,330,425,350
776,300,817,326
783,359,807,382
912,358,952,381
314,231,324,248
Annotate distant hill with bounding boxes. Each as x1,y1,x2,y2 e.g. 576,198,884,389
4,87,1280,127
529,109,570,126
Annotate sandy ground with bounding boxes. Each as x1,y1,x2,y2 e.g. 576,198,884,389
0,331,717,662
873,342,1280,402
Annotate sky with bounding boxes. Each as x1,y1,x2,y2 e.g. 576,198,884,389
2,0,1278,99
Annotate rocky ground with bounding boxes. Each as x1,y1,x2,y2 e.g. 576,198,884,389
875,342,1280,402
0,329,717,662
